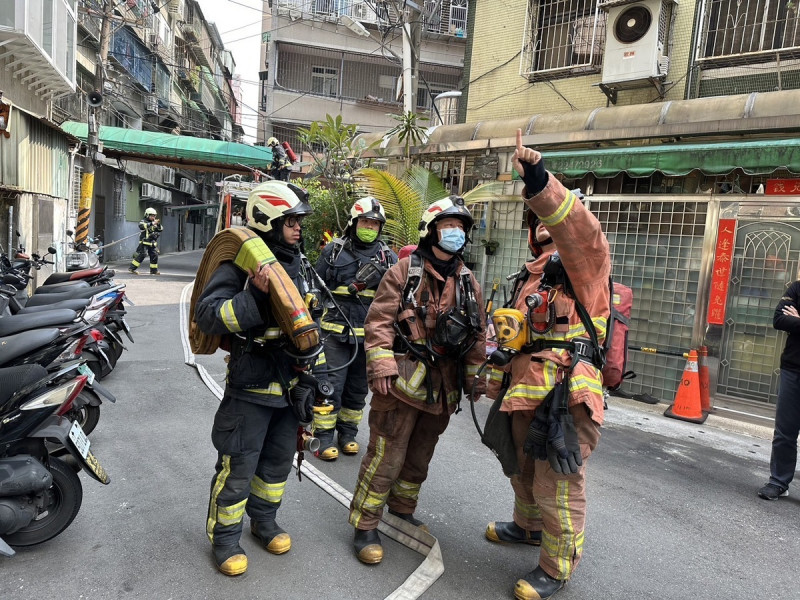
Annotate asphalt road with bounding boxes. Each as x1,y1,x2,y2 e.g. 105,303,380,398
2,250,798,600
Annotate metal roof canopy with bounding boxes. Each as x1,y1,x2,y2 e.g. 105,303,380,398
60,122,272,174
539,138,800,177
358,89,800,177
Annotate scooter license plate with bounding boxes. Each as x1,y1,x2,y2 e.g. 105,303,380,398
77,363,95,385
68,420,91,459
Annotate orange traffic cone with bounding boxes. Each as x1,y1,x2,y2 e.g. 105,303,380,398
697,346,711,413
664,349,708,424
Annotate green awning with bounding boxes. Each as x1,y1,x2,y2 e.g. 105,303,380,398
518,138,800,178
61,122,271,173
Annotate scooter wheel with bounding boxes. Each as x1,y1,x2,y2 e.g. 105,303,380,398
64,392,101,435
5,457,83,548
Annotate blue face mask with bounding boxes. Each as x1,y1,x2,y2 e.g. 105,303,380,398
438,228,465,253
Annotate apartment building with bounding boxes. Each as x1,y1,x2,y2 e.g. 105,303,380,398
48,0,249,259
257,0,468,157
0,0,78,267
361,0,800,420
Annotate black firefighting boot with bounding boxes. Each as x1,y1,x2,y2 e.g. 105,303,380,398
388,508,429,533
250,520,291,555
514,566,566,600
314,428,339,461
485,521,542,545
337,418,360,455
353,528,383,565
212,543,248,576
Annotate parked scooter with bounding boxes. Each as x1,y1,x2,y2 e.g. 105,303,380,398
64,229,102,272
0,364,110,557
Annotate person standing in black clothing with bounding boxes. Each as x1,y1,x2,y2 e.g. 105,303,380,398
759,279,800,500
194,180,323,575
313,197,397,460
267,137,292,181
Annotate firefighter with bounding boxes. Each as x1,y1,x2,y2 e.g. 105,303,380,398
313,197,397,460
484,129,610,600
267,137,292,182
349,196,486,565
129,207,163,275
194,180,324,576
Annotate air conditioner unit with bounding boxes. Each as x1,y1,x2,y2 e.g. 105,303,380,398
351,2,372,20
145,94,159,115
179,178,196,195
163,167,175,186
168,0,183,14
601,0,672,85
141,183,156,198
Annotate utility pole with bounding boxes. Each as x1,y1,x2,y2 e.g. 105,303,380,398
77,0,114,246
400,1,422,114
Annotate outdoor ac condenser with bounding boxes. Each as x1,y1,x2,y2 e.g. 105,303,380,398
601,0,672,85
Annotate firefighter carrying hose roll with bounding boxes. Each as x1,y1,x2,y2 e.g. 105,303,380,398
129,207,163,275
194,180,328,576
484,129,611,600
348,195,486,565
313,197,397,461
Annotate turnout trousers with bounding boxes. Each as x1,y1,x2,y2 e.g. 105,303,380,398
509,404,601,581
316,336,368,444
769,368,800,489
207,394,299,549
349,395,450,530
130,242,159,273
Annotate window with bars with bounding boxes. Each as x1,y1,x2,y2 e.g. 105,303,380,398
700,0,800,61
311,66,338,97
520,0,605,79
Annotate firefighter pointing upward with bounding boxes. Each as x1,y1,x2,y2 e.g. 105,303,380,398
485,129,610,600
129,207,163,275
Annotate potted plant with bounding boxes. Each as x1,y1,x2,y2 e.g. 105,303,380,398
481,239,500,256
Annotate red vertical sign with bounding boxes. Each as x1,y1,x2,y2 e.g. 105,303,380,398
707,219,737,325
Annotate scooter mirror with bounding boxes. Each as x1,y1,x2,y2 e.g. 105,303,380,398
66,229,74,237
48,246,57,255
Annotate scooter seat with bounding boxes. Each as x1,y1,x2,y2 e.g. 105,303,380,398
0,309,78,337
35,280,91,294
43,267,105,285
24,283,113,307
17,299,90,314
0,329,60,366
0,364,49,408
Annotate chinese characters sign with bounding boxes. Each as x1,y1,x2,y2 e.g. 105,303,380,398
765,179,800,195
707,219,737,325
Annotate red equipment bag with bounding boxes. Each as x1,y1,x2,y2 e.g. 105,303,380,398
282,141,298,163
602,281,635,390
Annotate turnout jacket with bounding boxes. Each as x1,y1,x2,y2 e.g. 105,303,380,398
194,244,320,406
315,237,397,341
501,177,611,426
774,280,800,373
364,255,486,415
138,219,163,245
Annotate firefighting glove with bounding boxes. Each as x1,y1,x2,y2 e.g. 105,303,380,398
523,393,553,461
289,382,315,425
517,154,549,197
546,386,583,474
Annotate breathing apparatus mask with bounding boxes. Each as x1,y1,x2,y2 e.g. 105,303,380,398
348,258,387,295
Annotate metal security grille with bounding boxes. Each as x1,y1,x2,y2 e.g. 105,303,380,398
590,198,709,401
699,0,800,61
717,219,800,404
70,164,82,219
520,0,605,79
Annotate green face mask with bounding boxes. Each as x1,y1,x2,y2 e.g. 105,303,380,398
356,228,379,243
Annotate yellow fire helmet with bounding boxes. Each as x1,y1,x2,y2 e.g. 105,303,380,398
267,137,280,147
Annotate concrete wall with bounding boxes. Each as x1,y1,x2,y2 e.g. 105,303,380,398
466,0,696,122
